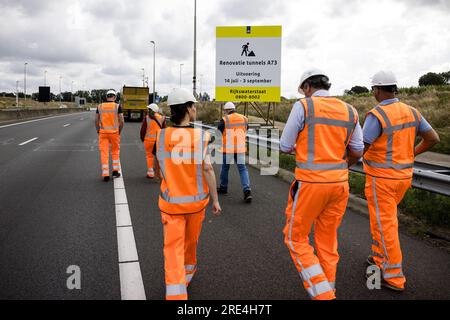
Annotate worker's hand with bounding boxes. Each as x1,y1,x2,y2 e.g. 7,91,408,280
212,201,222,216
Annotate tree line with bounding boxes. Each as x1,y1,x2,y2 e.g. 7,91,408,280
345,71,450,95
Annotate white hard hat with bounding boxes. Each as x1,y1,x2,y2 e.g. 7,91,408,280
167,88,197,106
147,103,159,113
371,71,398,87
298,68,328,94
106,89,117,96
224,102,236,110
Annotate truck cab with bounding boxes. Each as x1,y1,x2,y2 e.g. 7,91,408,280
120,86,149,121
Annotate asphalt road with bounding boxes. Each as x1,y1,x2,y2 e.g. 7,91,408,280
0,111,449,300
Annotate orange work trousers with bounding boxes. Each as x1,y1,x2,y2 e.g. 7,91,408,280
162,209,205,300
144,139,156,177
283,180,349,300
99,133,120,177
365,176,411,289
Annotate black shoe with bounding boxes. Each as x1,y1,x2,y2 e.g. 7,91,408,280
112,171,121,178
381,279,405,292
365,266,405,292
103,176,110,182
367,255,376,266
217,187,228,195
244,190,253,203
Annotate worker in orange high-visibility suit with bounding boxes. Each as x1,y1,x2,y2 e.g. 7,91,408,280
280,69,364,300
153,88,222,300
95,89,124,182
363,71,440,292
140,103,166,178
217,102,252,203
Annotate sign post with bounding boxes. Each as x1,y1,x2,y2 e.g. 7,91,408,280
215,26,282,103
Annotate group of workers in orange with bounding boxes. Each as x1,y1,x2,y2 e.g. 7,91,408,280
95,69,440,300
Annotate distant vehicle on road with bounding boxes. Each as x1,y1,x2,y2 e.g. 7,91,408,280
120,86,149,121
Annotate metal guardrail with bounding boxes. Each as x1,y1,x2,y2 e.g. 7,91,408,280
193,122,450,197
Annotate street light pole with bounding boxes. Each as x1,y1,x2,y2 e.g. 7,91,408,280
199,74,203,100
180,64,184,88
71,81,74,102
16,80,19,107
150,40,156,103
193,0,197,97
24,62,28,106
59,76,62,104
142,68,145,87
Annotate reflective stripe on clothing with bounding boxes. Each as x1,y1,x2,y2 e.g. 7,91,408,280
300,264,324,281
185,273,194,283
185,265,196,272
296,162,348,171
363,159,413,170
166,284,187,297
160,191,209,204
329,282,336,291
306,281,334,298
384,272,404,279
372,177,390,262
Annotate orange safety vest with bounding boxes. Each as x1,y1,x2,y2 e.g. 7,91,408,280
156,127,210,214
145,113,165,142
295,97,358,183
221,112,248,154
363,101,421,179
98,102,120,134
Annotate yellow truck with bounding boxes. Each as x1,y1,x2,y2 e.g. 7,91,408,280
120,86,149,121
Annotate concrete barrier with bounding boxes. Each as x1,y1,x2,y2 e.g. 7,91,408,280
0,108,89,122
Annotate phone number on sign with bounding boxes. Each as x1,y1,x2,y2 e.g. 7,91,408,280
235,95,261,100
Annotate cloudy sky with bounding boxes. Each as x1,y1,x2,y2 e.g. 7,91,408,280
1,0,449,98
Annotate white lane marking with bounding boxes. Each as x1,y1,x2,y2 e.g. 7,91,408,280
116,205,132,227
0,112,90,129
119,263,146,300
19,137,38,146
117,227,140,262
114,188,128,205
113,172,146,300
63,124,71,127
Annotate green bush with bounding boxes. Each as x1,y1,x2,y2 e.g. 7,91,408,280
432,129,450,154
400,189,450,227
419,73,447,87
349,172,366,198
279,153,296,172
